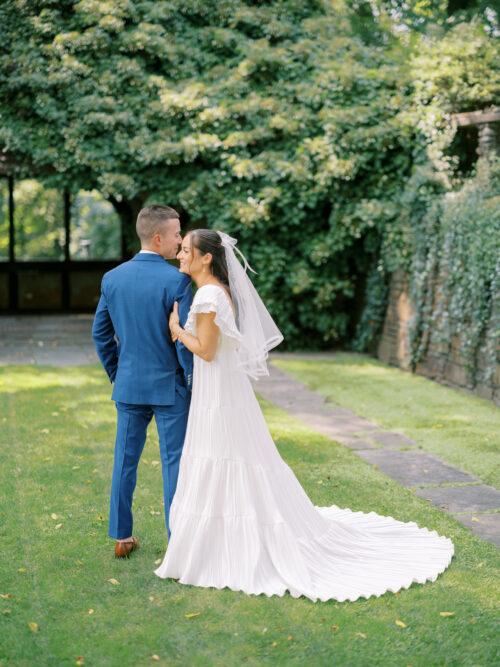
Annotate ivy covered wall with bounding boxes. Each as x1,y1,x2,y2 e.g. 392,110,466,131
378,157,499,402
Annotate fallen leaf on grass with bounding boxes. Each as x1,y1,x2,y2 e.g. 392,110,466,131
331,624,339,632
0,594,13,599
40,429,50,434
184,612,201,619
149,596,155,602
87,609,94,615
151,656,160,662
355,632,367,639
18,568,27,573
262,627,268,633
76,657,85,666
52,412,59,417
108,578,120,586
395,619,407,628
271,642,278,648
72,466,80,470
55,524,63,530
439,611,455,617
28,622,39,632
154,559,162,565
50,513,58,520
287,635,293,641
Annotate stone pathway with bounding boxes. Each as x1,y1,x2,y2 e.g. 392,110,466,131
0,315,98,365
255,362,500,548
1,315,498,546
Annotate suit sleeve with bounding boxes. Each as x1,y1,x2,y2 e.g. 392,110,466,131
174,275,194,391
92,279,118,383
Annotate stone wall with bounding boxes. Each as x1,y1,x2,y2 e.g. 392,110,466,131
377,269,499,404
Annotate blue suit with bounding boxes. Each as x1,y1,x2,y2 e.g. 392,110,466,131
92,252,193,539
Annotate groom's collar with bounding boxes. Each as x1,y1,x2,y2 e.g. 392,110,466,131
132,252,167,262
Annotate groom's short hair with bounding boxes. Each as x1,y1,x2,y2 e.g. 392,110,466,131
136,205,179,241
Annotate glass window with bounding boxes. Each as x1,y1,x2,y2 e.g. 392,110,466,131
14,180,64,261
70,190,121,260
0,178,9,261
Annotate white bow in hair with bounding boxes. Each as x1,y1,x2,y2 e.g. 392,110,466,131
217,230,257,274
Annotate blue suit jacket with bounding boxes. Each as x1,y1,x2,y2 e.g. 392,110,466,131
92,252,193,405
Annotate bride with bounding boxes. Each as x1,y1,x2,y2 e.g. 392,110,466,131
154,229,454,602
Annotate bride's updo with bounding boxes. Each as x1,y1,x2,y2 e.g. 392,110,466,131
189,229,230,289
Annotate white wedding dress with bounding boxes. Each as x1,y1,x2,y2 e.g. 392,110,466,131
154,284,454,602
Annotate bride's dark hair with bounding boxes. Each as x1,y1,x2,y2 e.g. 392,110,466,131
189,229,230,289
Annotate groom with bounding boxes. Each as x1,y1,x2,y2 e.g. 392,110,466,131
92,205,193,558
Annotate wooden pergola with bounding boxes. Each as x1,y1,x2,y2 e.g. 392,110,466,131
0,153,123,313
451,107,500,157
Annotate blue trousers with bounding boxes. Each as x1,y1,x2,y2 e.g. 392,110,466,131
108,384,190,540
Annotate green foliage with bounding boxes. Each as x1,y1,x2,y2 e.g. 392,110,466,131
14,180,64,260
0,181,9,259
376,0,499,34
408,157,500,387
353,18,499,373
351,263,390,353
70,191,121,259
0,2,497,353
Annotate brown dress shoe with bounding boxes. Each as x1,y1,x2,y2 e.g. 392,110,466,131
114,537,140,558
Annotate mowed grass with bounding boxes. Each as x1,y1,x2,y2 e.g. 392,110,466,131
273,353,500,489
0,365,498,667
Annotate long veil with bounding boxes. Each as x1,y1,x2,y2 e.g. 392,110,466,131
217,231,283,379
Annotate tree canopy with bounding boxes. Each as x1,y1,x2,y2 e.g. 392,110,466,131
0,0,497,347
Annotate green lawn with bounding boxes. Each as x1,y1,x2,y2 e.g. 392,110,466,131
273,353,500,489
0,365,498,666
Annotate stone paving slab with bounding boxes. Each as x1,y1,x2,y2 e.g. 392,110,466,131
415,484,500,514
356,450,477,487
371,431,418,449
0,315,97,365
450,513,500,547
255,365,380,436
32,348,98,366
332,435,379,451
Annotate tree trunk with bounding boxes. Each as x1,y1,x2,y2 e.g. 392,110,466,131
109,196,146,259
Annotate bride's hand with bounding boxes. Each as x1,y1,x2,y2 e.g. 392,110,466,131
169,301,180,340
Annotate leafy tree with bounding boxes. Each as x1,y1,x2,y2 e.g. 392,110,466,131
0,1,497,350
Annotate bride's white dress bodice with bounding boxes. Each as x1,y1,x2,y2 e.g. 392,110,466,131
155,283,454,602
